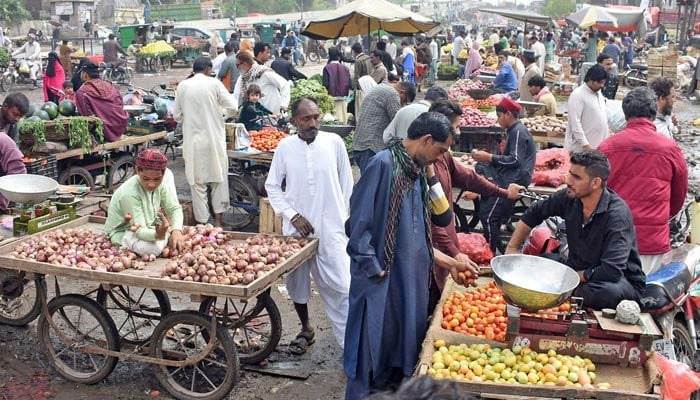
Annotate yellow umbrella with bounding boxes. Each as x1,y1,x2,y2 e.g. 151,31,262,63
566,6,618,29
302,0,439,39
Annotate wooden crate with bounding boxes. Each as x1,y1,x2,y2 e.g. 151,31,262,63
647,66,663,79
662,68,677,79
647,53,663,67
663,55,678,68
259,198,282,235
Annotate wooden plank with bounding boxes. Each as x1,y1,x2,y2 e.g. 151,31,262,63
54,132,168,161
227,150,274,164
594,311,662,336
0,215,318,301
242,365,310,380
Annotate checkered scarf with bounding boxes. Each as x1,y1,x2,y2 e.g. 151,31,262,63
383,138,433,272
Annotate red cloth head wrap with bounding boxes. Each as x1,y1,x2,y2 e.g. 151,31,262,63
136,149,168,171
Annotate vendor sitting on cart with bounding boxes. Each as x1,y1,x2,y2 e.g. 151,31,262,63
75,61,129,142
505,150,646,310
105,149,184,257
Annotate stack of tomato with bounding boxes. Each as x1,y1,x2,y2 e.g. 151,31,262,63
521,302,571,320
249,127,286,152
441,282,507,342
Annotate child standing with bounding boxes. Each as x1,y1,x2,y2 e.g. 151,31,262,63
238,84,273,132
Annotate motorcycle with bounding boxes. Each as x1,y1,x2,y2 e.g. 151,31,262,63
624,63,648,88
293,45,306,67
101,56,133,86
1,58,41,92
307,40,327,63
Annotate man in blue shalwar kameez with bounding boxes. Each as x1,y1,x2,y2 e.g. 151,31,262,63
344,112,469,399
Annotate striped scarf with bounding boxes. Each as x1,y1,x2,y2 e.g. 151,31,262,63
383,138,433,273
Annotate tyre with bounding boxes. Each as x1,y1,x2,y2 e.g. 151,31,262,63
150,311,239,400
160,57,172,71
223,174,258,230
198,291,282,364
108,154,136,192
308,52,319,63
672,320,700,400
298,53,306,67
1,73,14,92
37,294,120,384
151,57,161,73
59,166,95,189
625,70,646,88
0,275,46,326
96,286,171,346
244,164,270,197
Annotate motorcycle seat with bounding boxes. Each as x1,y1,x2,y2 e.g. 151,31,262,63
640,261,690,312
104,62,113,69
629,64,648,71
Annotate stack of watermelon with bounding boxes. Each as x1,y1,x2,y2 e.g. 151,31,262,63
24,100,77,122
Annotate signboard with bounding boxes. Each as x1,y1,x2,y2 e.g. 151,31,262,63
55,2,73,16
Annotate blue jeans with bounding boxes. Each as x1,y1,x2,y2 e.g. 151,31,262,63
353,150,375,175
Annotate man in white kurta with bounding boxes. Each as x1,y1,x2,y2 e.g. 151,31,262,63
173,57,237,226
265,98,353,350
232,51,290,114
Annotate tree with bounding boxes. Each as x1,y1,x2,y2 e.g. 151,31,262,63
541,0,575,19
0,0,29,23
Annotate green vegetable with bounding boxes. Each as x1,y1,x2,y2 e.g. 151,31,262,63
308,74,323,84
0,48,9,66
19,120,46,151
343,133,353,155
290,79,335,115
438,64,460,74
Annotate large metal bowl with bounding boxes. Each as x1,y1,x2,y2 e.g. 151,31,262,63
490,254,580,311
0,174,58,205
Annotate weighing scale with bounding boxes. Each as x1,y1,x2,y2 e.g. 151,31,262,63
492,255,662,367
0,174,80,236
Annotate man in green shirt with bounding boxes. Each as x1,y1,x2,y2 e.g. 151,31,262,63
105,149,184,256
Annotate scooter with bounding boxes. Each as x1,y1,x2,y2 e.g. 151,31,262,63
624,63,648,88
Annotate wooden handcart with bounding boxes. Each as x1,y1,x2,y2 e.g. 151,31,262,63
0,215,318,400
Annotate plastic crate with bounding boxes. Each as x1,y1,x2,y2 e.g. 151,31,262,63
458,126,505,153
24,155,58,180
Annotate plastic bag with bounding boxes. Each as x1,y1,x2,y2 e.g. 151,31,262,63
654,353,700,400
457,233,494,264
606,99,627,133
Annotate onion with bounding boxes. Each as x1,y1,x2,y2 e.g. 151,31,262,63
201,275,210,283
121,256,132,269
161,247,170,258
111,262,124,272
183,276,193,282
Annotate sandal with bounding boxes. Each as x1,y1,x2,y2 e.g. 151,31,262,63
288,329,315,355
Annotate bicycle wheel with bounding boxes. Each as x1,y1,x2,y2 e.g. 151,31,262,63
108,154,136,192
198,290,282,364
308,52,319,63
150,311,239,400
223,175,259,230
0,274,46,326
37,294,120,384
244,164,270,196
96,286,171,346
59,166,95,189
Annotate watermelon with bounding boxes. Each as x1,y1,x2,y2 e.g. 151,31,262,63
41,102,59,119
58,99,76,116
33,109,50,121
25,116,41,122
26,104,40,117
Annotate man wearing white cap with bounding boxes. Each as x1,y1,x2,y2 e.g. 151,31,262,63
211,42,227,75
383,35,397,59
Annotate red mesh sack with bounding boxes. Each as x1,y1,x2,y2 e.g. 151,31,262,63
457,233,494,264
532,148,570,187
654,353,700,400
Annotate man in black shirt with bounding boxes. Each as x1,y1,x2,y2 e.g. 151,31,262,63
506,150,646,310
598,53,619,100
271,47,307,82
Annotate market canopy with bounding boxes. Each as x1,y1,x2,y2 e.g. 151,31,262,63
566,6,647,38
301,0,439,39
478,8,556,28
566,6,618,29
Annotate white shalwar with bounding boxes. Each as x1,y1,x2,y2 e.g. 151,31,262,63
173,73,237,223
232,70,291,114
264,131,353,348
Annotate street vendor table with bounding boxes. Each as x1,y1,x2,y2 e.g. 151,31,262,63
54,131,168,161
0,215,319,400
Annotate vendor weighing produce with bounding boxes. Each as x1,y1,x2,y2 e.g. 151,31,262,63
505,150,646,310
104,149,184,257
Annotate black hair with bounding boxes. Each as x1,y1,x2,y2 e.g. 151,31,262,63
424,86,448,102
596,53,613,63
495,105,519,119
584,64,608,83
527,75,546,89
622,87,657,120
230,32,238,40
523,52,535,64
290,96,317,117
351,42,363,54
377,41,387,51
245,84,262,98
62,80,72,88
406,112,454,142
224,42,234,54
570,150,611,184
193,56,212,73
398,82,416,103
3,92,29,115
281,47,292,56
401,39,410,47
649,77,674,99
328,47,340,62
428,100,462,124
108,33,115,40
253,42,270,57
236,50,254,65
366,376,479,400
388,73,400,82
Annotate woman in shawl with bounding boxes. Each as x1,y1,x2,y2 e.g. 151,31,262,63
59,40,74,80
465,41,483,78
42,52,65,103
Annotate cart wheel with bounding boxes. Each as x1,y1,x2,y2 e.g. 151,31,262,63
223,174,258,230
160,57,172,71
198,290,282,364
0,275,46,326
59,166,95,189
151,57,162,72
244,164,270,197
37,294,120,384
96,286,171,346
108,155,136,192
150,311,239,400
